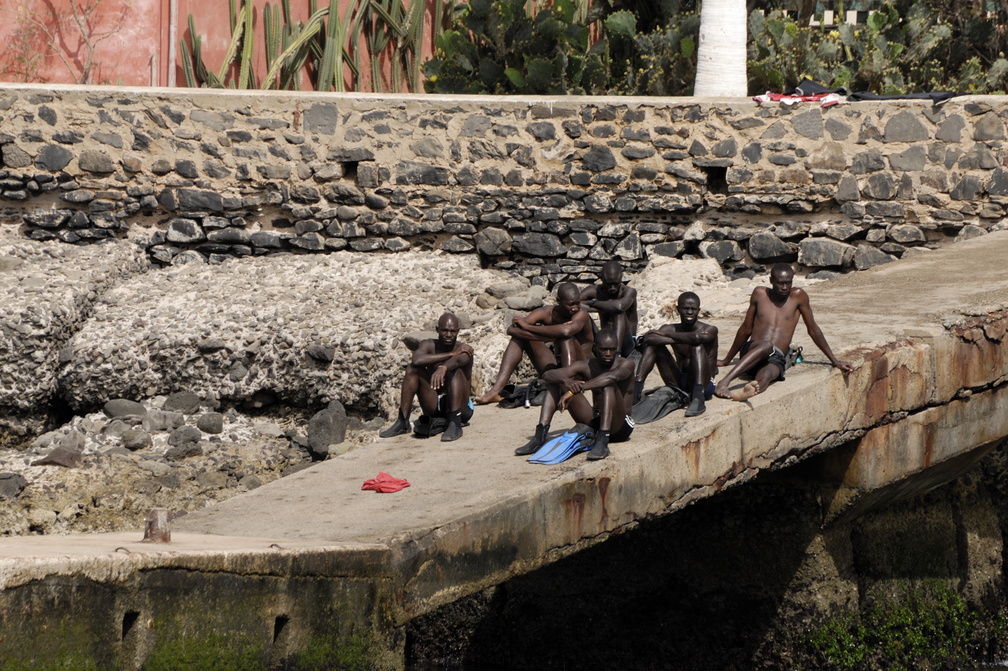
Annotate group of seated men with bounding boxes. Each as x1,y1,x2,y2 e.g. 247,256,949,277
379,260,853,461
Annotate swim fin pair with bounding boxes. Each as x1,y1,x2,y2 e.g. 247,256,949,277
527,424,595,464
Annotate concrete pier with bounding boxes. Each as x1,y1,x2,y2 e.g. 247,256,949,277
2,232,1008,669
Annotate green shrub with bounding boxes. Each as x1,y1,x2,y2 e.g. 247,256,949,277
795,582,1008,671
422,0,612,94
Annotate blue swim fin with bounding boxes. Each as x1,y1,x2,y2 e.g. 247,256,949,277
528,424,594,464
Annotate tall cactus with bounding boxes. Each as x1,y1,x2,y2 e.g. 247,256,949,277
179,0,458,92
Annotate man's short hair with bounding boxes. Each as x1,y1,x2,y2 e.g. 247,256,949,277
437,312,459,330
556,282,579,301
600,260,623,281
678,291,699,305
596,328,618,347
770,262,794,277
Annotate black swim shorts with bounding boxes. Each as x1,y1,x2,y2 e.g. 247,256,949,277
739,341,793,380
436,394,475,423
592,414,635,442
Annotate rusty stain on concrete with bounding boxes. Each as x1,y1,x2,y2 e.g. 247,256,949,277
565,492,587,538
597,477,611,528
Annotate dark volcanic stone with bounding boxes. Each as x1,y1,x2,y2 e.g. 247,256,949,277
396,161,450,185
798,238,855,267
791,109,823,139
748,232,794,261
168,425,202,447
121,429,152,451
177,187,224,212
853,245,895,270
163,391,202,414
304,103,338,134
196,412,225,434
950,174,982,201
0,473,27,500
307,402,349,459
513,232,565,257
475,227,512,256
104,398,147,418
582,146,617,172
882,111,929,142
166,218,206,243
166,442,204,460
35,144,74,171
31,446,82,468
78,149,115,173
936,115,964,142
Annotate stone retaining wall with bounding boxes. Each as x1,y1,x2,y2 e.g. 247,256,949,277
1,84,1006,281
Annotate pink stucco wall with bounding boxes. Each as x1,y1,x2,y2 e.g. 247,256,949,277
0,0,434,90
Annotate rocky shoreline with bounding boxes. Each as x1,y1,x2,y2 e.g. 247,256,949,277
0,224,769,536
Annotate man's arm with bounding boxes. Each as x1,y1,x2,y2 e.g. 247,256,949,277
591,286,637,314
430,343,474,389
411,341,473,368
517,310,590,340
796,291,854,373
642,324,717,347
717,292,758,366
544,360,591,394
580,358,635,392
507,306,557,341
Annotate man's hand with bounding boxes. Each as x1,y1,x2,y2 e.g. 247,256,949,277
717,357,731,367
834,360,854,374
431,365,448,389
454,343,474,357
559,383,582,411
512,316,529,328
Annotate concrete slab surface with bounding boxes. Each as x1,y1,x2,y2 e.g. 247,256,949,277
1,233,1007,605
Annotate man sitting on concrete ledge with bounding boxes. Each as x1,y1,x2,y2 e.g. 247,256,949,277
380,312,474,442
634,291,718,417
515,329,635,461
475,282,594,405
579,259,638,357
716,263,853,401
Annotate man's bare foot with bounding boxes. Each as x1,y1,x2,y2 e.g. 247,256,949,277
474,392,504,405
729,381,760,401
714,382,731,399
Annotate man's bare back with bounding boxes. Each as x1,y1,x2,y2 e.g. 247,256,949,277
715,263,853,401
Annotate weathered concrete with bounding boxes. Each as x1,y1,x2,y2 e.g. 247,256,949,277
2,232,1008,669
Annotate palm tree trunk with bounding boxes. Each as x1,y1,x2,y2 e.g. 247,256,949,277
693,0,748,97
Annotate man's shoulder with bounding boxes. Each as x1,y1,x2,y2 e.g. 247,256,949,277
788,287,811,306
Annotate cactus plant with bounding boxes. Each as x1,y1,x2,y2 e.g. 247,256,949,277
180,0,452,92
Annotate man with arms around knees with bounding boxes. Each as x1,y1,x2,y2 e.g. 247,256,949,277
634,291,718,417
515,329,635,461
716,263,853,401
380,312,474,442
580,259,638,357
475,282,594,405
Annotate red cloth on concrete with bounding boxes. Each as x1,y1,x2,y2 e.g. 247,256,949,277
361,472,411,493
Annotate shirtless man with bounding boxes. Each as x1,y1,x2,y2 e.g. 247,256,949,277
515,329,635,461
379,312,474,442
580,260,638,357
475,282,594,405
634,291,718,417
715,263,853,401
